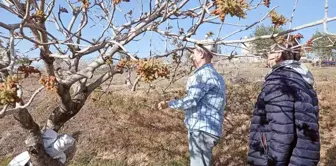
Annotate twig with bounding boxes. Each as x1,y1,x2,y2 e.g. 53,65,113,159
187,15,336,45
0,86,45,118
287,0,299,42
221,6,278,40
132,75,141,91
0,104,9,119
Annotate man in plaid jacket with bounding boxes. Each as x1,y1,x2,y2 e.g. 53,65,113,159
158,44,226,166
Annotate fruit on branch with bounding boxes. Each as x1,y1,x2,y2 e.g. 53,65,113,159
156,66,169,78
0,76,21,105
39,76,57,92
116,59,170,83
113,0,130,5
104,56,113,65
269,11,287,28
275,33,303,46
32,10,46,23
291,33,304,40
81,0,90,9
305,38,314,52
211,0,249,22
136,59,170,83
18,65,41,78
264,0,270,8
116,59,136,70
172,53,180,63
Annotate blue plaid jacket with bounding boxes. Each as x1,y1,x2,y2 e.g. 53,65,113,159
168,64,226,137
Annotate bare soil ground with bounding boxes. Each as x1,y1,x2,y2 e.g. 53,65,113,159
1,63,336,166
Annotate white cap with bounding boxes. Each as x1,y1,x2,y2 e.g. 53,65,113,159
195,43,217,54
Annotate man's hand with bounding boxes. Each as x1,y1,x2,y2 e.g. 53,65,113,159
158,101,169,110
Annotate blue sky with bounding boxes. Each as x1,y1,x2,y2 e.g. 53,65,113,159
1,0,336,61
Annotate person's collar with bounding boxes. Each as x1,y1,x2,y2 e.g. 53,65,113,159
194,63,213,73
265,60,297,79
271,60,299,70
272,60,314,86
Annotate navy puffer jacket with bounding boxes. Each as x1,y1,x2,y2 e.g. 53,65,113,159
247,61,320,166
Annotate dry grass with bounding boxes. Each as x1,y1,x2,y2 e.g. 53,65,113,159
1,64,336,166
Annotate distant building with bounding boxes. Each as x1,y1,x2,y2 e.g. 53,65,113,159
240,36,257,56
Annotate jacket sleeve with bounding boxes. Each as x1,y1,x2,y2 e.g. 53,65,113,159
264,78,296,166
168,75,214,110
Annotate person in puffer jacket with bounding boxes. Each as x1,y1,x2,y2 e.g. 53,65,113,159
247,42,320,166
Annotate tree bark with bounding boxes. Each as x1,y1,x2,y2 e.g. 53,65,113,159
45,89,89,132
13,109,63,166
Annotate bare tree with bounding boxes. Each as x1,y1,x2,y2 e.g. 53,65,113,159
0,0,336,165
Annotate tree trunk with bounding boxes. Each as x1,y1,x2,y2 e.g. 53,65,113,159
45,90,89,132
319,60,322,68
40,50,55,76
13,109,63,166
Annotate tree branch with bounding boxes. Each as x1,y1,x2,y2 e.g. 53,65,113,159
87,69,122,93
323,0,336,35
0,86,44,119
221,6,278,40
187,16,336,45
